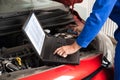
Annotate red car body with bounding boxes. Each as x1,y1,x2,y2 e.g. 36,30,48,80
20,53,114,80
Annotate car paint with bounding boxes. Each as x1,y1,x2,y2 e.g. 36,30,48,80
19,53,114,80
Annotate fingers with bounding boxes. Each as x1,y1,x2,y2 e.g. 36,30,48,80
54,47,61,54
62,54,67,58
54,47,67,58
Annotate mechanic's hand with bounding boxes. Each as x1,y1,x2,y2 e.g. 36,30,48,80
73,22,84,35
54,42,81,58
66,21,84,36
73,14,84,34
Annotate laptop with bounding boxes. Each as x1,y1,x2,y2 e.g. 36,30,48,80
22,12,80,65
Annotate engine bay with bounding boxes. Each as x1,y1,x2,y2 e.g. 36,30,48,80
0,23,98,77
0,1,100,79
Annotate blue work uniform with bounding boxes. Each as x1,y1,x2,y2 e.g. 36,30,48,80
76,0,120,80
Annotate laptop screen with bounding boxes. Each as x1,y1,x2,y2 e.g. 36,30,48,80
23,13,45,55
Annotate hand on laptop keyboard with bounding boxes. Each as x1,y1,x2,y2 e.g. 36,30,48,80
54,41,81,58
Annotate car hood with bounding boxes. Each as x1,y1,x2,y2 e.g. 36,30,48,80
0,0,64,13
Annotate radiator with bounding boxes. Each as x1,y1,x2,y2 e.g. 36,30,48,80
101,19,117,38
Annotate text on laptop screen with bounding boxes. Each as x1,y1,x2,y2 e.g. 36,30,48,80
24,13,45,55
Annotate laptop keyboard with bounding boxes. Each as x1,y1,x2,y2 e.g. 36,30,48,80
46,38,75,63
56,38,67,46
43,38,67,60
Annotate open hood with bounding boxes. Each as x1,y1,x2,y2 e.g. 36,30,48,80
0,0,66,13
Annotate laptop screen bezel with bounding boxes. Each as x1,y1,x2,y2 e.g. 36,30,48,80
22,12,45,56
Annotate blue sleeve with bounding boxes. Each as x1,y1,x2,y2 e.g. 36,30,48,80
76,0,117,48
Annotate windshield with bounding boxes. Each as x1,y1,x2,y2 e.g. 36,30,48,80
0,0,63,13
